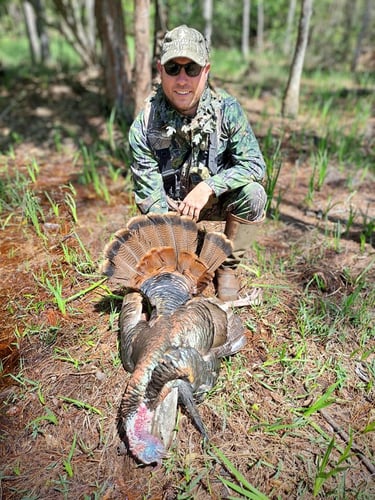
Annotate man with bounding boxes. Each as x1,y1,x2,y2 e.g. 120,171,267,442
129,25,267,301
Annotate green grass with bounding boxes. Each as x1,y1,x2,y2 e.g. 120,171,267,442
211,445,270,499
0,35,81,68
210,47,248,80
0,166,29,215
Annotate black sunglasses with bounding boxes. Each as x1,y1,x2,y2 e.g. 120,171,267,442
163,61,203,77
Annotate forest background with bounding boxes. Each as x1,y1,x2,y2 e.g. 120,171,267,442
0,1,374,499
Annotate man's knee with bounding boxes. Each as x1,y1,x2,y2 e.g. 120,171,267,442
233,182,267,221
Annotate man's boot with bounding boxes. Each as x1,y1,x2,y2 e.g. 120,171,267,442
216,212,265,301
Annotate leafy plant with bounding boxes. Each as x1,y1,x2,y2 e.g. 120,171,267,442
77,143,111,203
63,433,77,478
45,276,67,315
210,445,269,500
58,396,102,416
64,190,78,223
54,347,82,369
23,190,46,239
312,142,329,191
44,191,60,217
27,408,59,438
262,128,283,217
26,158,40,183
313,435,352,496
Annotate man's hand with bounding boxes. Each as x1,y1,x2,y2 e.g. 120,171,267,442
178,182,214,220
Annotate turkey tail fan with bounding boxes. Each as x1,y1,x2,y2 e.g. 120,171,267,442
176,251,208,279
135,247,178,283
165,214,198,254
127,214,170,250
102,213,229,289
146,213,198,255
104,230,139,267
101,213,198,287
101,236,145,285
199,232,233,273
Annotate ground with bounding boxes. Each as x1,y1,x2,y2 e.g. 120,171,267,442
0,67,374,499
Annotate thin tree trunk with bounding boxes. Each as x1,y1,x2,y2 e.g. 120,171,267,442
203,0,213,47
134,0,151,116
95,0,133,123
351,0,371,72
242,0,250,60
283,0,297,56
256,0,264,52
33,0,50,63
282,0,313,118
152,0,168,79
340,0,354,57
23,1,40,64
53,0,97,67
85,0,96,53
9,3,25,36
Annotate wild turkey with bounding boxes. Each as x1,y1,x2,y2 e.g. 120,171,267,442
101,213,252,465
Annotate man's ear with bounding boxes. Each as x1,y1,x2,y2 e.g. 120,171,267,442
157,60,162,73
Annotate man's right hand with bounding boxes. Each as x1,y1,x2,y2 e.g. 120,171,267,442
178,182,214,221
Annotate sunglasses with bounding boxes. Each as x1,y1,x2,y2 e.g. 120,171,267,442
163,61,203,77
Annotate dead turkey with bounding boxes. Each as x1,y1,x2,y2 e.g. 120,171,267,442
101,213,249,465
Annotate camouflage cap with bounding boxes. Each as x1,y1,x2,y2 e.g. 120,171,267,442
160,25,209,67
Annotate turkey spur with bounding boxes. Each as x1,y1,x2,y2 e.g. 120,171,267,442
101,213,247,465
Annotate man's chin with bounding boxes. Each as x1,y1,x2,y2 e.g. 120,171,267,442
173,102,197,116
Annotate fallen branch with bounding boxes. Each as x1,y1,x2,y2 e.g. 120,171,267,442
221,288,263,310
65,277,108,303
319,408,375,475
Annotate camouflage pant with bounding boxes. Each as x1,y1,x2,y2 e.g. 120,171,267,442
199,181,267,222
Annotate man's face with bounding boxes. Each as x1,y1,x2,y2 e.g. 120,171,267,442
158,57,210,116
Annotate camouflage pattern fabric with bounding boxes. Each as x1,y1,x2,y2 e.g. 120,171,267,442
128,84,266,218
199,182,267,222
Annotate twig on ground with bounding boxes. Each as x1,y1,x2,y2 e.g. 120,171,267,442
319,408,375,475
223,288,263,310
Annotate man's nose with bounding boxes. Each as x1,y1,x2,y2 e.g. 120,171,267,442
176,69,189,83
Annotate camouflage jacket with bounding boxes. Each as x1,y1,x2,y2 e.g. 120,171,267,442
128,84,265,214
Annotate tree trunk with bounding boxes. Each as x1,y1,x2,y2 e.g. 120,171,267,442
85,0,96,53
203,0,213,47
33,0,51,63
152,0,168,79
341,0,355,53
23,1,40,64
256,0,264,52
242,0,251,60
95,0,133,123
134,0,152,116
9,3,25,36
52,0,97,67
351,0,371,72
282,0,313,118
283,0,297,56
